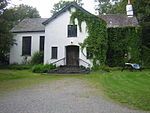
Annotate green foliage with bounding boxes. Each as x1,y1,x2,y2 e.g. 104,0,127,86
30,51,44,65
132,0,150,23
51,0,71,15
13,4,40,20
51,1,83,15
0,4,40,64
0,17,14,64
71,9,141,68
3,4,40,26
99,0,150,23
8,64,32,70
32,64,56,73
91,65,110,72
71,9,108,68
0,64,32,70
98,2,116,14
108,0,150,66
0,0,13,64
107,27,141,66
142,46,150,67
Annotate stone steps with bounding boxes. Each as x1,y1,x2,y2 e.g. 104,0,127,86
48,65,90,74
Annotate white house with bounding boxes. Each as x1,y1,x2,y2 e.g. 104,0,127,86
10,2,138,68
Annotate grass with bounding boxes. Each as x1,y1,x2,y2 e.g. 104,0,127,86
0,69,150,111
0,70,63,95
85,70,150,111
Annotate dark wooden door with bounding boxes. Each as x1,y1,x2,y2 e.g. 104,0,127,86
66,46,79,66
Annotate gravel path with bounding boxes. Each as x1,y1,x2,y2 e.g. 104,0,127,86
0,78,149,113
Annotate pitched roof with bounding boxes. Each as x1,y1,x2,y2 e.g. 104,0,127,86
11,2,139,33
11,18,47,33
99,14,139,28
42,2,92,25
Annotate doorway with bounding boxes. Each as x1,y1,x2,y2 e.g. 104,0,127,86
66,46,79,66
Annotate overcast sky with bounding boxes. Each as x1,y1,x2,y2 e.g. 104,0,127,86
10,0,74,18
11,0,94,18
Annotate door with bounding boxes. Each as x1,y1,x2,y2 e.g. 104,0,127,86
66,46,79,66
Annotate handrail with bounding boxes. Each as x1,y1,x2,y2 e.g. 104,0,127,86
51,57,66,65
79,58,91,67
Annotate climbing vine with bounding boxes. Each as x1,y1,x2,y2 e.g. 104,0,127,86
107,27,141,66
71,9,108,67
71,9,141,68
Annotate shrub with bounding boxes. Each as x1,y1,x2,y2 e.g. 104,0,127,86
30,51,44,65
92,65,110,72
5,64,32,70
32,64,56,73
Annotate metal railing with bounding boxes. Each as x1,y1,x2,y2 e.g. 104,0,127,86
79,58,91,67
51,57,66,65
51,57,91,67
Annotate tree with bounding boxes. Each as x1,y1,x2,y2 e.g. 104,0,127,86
0,0,7,14
107,0,150,22
13,4,40,21
51,0,71,15
51,0,83,15
132,0,150,66
0,4,40,64
99,0,150,66
0,18,14,64
95,0,120,14
2,4,40,28
98,2,115,14
0,0,11,64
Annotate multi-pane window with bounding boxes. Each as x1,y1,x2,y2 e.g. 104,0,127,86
22,36,31,56
51,47,58,59
39,36,45,52
68,25,77,37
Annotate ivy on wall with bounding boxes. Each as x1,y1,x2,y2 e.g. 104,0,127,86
107,27,141,66
70,9,108,67
71,9,141,67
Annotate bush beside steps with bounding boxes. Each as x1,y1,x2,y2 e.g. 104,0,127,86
32,64,56,73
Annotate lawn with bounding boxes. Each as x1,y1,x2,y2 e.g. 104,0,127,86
0,70,62,95
0,69,150,111
86,70,150,111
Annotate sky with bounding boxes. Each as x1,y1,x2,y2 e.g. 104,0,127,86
11,0,94,18
10,0,74,18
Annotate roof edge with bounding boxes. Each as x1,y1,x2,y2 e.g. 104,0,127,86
42,2,93,25
11,30,45,33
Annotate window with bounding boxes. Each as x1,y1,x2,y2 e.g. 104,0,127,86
86,47,93,59
68,25,77,37
51,47,57,59
39,36,45,52
22,36,31,56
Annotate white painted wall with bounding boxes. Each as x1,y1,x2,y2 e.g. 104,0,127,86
10,32,45,64
10,7,93,67
44,8,92,67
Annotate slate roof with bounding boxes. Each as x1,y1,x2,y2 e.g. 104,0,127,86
99,14,139,28
11,2,139,33
11,18,47,33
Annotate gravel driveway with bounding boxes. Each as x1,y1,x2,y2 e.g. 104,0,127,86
0,77,149,113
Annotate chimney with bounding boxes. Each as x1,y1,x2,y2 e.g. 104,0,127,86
126,0,133,17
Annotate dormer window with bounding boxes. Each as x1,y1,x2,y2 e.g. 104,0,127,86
67,25,77,37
